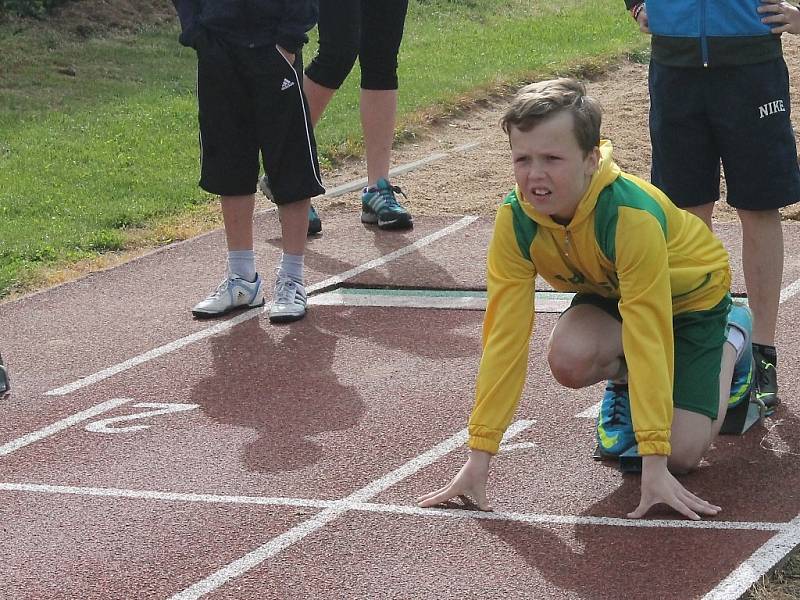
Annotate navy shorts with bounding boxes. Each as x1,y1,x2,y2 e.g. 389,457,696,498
649,58,800,211
195,31,325,204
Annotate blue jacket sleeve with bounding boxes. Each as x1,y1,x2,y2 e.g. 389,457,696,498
275,0,318,54
171,0,201,47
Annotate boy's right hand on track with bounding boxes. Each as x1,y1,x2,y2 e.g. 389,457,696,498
417,449,493,511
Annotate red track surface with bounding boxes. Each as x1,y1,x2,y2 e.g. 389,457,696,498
1,212,799,599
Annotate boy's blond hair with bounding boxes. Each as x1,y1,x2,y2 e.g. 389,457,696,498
501,78,602,155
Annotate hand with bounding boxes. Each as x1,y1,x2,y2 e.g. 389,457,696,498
758,0,800,34
276,45,296,65
628,455,721,520
417,449,493,511
635,4,650,34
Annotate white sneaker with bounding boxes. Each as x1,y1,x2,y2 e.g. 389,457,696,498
191,274,265,318
268,275,307,323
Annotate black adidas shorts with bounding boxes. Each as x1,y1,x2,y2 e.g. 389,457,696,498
649,58,800,211
195,31,325,204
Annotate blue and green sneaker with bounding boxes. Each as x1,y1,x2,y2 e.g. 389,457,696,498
596,381,636,457
727,302,755,410
753,344,779,414
361,178,413,230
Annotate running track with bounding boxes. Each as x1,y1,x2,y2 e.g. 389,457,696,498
1,208,799,599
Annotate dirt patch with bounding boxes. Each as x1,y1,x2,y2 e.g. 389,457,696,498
5,0,176,36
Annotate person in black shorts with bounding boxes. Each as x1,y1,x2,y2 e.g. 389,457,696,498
626,0,800,411
300,0,413,233
172,1,325,323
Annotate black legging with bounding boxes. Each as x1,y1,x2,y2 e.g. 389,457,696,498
305,0,409,91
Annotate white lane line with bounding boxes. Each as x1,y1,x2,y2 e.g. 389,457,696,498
352,502,786,532
0,477,785,532
0,398,130,456
780,276,800,304
576,403,600,419
45,216,479,397
306,215,479,295
0,482,332,509
169,419,533,599
322,141,482,198
701,516,800,599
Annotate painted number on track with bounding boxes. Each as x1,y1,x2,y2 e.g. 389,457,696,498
84,401,199,434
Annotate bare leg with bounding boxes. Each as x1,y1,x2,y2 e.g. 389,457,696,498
683,201,715,230
277,199,312,256
221,195,255,251
548,304,625,389
303,76,337,126
737,208,782,346
669,342,737,473
360,89,397,185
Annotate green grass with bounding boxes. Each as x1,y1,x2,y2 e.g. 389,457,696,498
0,0,645,297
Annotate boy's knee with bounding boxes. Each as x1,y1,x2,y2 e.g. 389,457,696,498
548,346,594,389
667,451,702,475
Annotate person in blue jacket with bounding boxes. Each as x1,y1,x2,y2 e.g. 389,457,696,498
625,0,800,414
171,1,325,323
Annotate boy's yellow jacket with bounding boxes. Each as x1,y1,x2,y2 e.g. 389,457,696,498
469,141,731,457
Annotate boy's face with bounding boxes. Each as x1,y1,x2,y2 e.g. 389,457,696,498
509,111,600,225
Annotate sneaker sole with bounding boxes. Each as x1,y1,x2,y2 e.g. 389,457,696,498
360,212,413,230
308,220,322,236
268,309,307,324
191,298,265,319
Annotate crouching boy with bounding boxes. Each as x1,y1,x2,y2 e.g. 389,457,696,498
418,79,754,520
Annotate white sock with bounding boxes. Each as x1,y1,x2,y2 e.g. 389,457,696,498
278,252,304,283
227,250,256,282
726,326,746,361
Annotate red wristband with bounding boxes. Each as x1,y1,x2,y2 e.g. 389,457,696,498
631,2,645,21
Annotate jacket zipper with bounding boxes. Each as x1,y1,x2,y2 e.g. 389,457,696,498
700,0,709,67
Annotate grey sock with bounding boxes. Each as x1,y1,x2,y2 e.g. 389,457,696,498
227,250,256,282
278,252,304,283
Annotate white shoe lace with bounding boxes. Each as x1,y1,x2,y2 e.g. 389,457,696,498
207,278,233,300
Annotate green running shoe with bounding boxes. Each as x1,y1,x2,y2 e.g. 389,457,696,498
596,382,635,457
361,178,413,230
727,303,755,410
753,344,779,415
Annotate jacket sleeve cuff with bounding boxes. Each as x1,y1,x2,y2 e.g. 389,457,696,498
178,24,202,48
275,33,307,56
636,440,671,456
468,432,501,455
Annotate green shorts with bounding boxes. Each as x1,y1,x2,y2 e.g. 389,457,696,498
568,293,731,420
